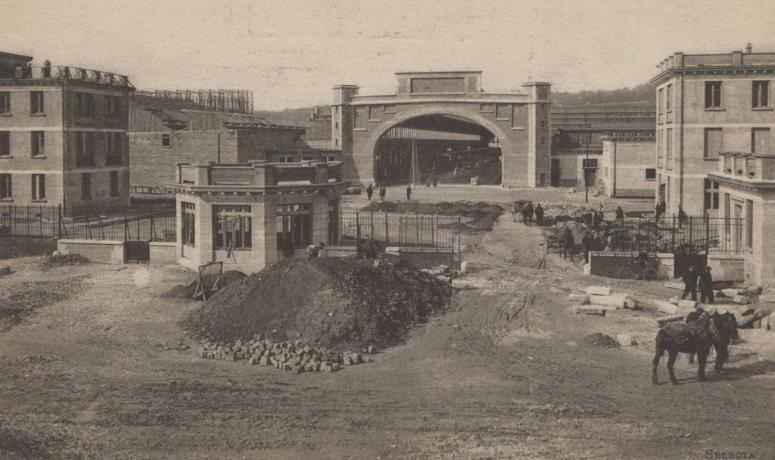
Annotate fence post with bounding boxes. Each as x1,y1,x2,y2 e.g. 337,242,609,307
416,211,420,245
57,205,62,239
688,217,693,249
671,215,676,251
370,211,374,240
150,212,155,242
704,214,710,253
123,211,129,241
384,211,389,244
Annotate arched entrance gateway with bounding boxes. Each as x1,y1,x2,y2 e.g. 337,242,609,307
331,71,552,188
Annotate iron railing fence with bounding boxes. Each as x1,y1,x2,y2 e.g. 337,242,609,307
552,215,745,255
0,205,175,242
336,211,461,251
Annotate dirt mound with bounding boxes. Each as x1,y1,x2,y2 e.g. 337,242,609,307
583,333,620,348
44,253,88,266
362,200,503,233
162,270,246,300
181,257,452,350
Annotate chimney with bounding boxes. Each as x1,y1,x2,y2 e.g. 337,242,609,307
745,43,753,53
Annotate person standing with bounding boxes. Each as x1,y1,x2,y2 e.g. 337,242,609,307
406,184,412,201
597,203,605,224
699,266,715,304
581,231,593,263
681,265,699,301
562,228,575,261
615,206,624,222
523,201,534,226
512,201,520,223
379,185,386,201
534,203,544,226
655,200,663,222
366,184,374,201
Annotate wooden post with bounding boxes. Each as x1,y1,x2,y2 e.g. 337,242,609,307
384,212,389,244
57,204,62,239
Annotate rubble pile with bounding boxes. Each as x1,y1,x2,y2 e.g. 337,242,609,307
199,335,377,373
182,257,453,354
569,286,639,316
662,281,773,330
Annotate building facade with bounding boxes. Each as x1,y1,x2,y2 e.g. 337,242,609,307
600,134,656,198
549,104,655,188
167,161,344,273
331,71,552,187
0,52,132,214
651,46,775,217
709,153,775,288
129,92,306,190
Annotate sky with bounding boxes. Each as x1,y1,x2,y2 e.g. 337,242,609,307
3,0,775,110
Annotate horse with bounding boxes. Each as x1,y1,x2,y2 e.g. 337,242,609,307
652,312,738,385
685,311,734,369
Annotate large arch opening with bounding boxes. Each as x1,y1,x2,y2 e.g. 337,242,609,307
373,114,502,186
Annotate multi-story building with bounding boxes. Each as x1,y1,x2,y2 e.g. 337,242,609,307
0,51,133,214
129,91,307,190
651,45,775,217
550,104,655,188
600,133,656,198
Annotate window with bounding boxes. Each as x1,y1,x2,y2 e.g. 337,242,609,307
75,132,95,166
276,203,312,252
705,81,722,108
0,92,9,114
162,133,171,147
665,128,673,161
213,205,252,250
666,84,672,112
752,128,770,154
74,93,95,118
181,202,195,246
582,158,597,169
30,91,44,114
0,174,11,199
32,174,45,201
704,179,719,211
0,131,9,156
105,95,121,118
80,173,91,200
704,128,723,159
657,88,664,114
752,81,769,108
105,132,122,165
656,130,662,159
645,168,656,180
109,171,119,197
746,199,753,250
31,131,45,157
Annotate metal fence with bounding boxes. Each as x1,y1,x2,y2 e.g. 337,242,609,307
336,211,460,251
0,205,176,242
552,215,745,255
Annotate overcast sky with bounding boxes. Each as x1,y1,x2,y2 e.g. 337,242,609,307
4,0,775,110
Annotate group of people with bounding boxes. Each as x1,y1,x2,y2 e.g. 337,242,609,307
365,184,415,201
681,264,715,304
512,201,545,226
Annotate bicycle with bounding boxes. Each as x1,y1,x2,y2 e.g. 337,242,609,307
617,257,658,281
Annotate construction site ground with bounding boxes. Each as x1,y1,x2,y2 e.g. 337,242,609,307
1,188,775,459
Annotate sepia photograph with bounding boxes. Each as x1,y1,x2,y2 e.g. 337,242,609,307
1,0,774,458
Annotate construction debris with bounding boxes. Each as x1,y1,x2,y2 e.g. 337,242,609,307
656,314,684,326
664,280,684,290
573,306,607,316
585,286,611,296
568,293,590,304
616,333,636,347
583,333,619,348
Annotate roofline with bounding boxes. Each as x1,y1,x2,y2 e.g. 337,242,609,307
0,51,33,62
394,70,483,75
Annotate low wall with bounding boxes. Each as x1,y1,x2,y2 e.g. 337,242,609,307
149,242,177,265
57,239,125,264
709,253,745,282
588,251,670,280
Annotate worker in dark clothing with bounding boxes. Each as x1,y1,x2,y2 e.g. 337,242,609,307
615,206,625,222
655,200,665,222
699,266,715,304
522,201,534,225
534,203,544,226
366,184,373,201
406,184,412,200
681,265,699,301
562,228,575,261
581,231,593,263
512,201,520,222
379,185,386,201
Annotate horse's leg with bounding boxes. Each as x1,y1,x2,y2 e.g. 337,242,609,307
667,350,679,385
652,340,664,385
697,348,709,381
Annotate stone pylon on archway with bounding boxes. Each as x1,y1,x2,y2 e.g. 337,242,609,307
330,71,551,188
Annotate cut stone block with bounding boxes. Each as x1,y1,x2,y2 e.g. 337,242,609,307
669,297,679,305
655,301,679,315
664,280,685,290
624,297,640,310
656,314,685,326
732,294,751,305
735,312,756,328
572,305,607,316
714,289,725,298
589,294,628,308
617,334,636,346
678,300,698,309
585,286,612,296
758,294,775,304
722,288,743,297
568,293,591,304
451,280,471,289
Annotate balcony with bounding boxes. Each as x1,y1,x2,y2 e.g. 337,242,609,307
717,152,775,181
0,64,132,88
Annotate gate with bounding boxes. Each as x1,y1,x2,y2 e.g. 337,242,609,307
125,241,150,263
673,253,707,278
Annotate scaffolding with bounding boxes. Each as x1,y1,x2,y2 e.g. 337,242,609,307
133,89,253,114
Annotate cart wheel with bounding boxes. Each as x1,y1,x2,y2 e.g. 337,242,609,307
643,268,658,281
617,266,634,280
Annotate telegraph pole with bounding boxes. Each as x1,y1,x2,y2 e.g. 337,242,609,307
584,132,590,203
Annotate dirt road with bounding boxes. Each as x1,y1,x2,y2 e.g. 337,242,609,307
0,219,773,459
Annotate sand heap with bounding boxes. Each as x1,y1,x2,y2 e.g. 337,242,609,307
182,257,453,351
